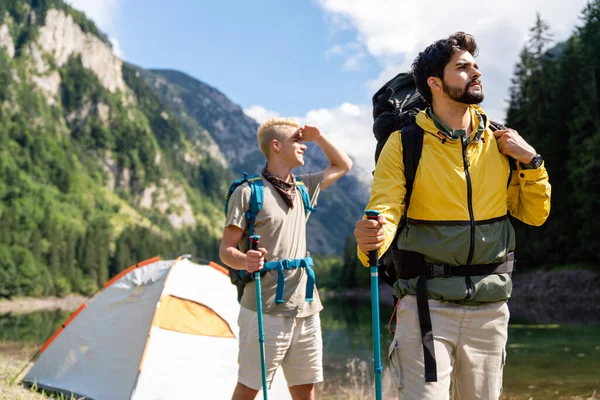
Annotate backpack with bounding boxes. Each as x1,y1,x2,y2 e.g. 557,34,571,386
372,71,428,165
371,71,512,289
224,173,316,300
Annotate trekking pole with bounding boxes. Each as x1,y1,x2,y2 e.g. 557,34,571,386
250,234,269,400
365,210,383,400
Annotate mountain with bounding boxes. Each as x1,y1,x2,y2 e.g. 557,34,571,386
0,1,228,297
0,0,368,298
139,69,369,254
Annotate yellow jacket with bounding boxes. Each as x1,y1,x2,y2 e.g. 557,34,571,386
359,106,551,302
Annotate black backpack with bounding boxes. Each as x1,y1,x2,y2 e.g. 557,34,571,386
371,71,510,288
372,71,428,165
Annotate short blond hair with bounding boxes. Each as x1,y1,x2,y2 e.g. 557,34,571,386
256,118,299,157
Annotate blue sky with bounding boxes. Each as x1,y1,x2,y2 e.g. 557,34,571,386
99,0,381,116
69,0,589,175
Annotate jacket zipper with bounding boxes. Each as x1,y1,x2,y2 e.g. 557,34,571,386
461,138,475,299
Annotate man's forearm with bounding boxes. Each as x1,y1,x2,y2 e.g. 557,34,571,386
315,135,352,172
219,246,247,271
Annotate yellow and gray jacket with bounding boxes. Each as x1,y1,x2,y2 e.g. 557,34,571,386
359,105,551,303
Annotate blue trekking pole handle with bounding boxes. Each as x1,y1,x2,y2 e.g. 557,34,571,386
250,235,269,400
365,210,383,400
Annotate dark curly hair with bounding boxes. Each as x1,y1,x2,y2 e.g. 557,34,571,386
411,32,478,105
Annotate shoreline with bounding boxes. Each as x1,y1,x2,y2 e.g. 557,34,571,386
1,269,598,321
0,295,87,314
321,269,600,325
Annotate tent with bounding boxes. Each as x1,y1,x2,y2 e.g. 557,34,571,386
23,256,291,399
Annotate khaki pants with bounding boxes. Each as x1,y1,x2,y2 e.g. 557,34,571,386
237,306,323,390
389,295,509,400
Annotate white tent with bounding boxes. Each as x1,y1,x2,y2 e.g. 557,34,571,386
23,256,291,399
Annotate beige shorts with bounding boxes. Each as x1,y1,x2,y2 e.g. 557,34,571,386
237,306,323,390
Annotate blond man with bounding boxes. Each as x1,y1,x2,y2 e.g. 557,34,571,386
220,118,352,400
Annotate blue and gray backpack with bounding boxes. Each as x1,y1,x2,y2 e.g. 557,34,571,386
224,173,317,302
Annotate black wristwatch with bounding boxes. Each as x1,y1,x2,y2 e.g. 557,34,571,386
521,154,543,169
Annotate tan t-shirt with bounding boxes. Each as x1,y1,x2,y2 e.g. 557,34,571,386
225,172,324,317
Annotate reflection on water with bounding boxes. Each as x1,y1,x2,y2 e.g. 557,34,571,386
320,297,393,378
1,298,598,399
503,324,600,397
0,311,71,344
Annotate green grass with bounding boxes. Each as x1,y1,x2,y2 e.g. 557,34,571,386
0,344,49,400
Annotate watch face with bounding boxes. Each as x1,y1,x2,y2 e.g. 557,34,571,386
532,155,543,168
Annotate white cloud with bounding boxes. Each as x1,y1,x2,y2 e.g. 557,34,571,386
66,0,120,30
326,44,344,56
326,41,367,71
243,105,281,123
109,37,124,58
317,0,588,122
342,51,366,71
300,103,375,174
323,12,354,35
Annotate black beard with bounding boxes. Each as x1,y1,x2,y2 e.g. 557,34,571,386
442,80,484,104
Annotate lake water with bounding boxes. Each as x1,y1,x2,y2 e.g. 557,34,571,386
1,298,598,399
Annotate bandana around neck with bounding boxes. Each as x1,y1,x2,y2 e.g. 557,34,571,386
262,167,296,208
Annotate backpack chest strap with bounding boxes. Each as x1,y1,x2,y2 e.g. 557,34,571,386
394,250,515,279
263,257,315,304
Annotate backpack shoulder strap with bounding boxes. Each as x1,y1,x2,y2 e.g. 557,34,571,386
223,174,263,302
489,120,517,187
400,122,424,212
224,175,247,215
224,173,264,238
295,176,317,215
375,121,423,290
245,174,263,237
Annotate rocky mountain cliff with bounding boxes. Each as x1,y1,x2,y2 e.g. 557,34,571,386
0,1,227,297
